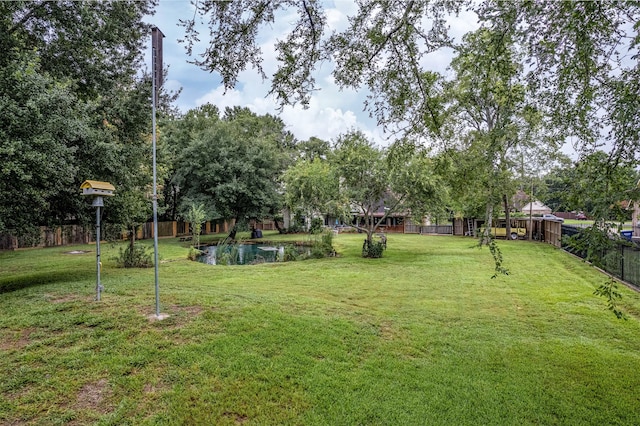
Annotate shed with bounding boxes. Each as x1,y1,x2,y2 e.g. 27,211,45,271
80,180,115,197
520,201,552,216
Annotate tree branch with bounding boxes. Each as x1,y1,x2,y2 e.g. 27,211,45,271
8,2,47,36
367,0,415,65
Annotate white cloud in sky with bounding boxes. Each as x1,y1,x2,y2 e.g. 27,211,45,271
194,83,380,145
148,1,464,146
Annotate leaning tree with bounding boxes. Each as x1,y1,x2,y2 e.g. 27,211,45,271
331,131,447,257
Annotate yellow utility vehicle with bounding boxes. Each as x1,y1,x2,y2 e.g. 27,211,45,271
480,223,527,240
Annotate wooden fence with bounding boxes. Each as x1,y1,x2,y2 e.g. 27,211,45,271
0,219,237,251
403,224,453,235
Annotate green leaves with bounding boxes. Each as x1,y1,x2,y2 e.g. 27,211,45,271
171,106,290,225
594,277,627,320
0,53,86,234
283,157,340,221
1,1,157,238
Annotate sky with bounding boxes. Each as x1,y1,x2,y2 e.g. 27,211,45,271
144,1,480,146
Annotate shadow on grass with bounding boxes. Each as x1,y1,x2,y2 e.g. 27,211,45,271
0,269,92,294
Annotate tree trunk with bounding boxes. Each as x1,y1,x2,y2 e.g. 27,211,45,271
129,225,136,252
482,203,494,245
227,224,237,241
171,184,178,221
503,194,512,239
274,218,284,234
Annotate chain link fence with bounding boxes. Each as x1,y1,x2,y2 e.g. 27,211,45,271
562,224,640,288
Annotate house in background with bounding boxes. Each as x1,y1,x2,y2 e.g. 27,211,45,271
511,190,530,212
520,201,552,216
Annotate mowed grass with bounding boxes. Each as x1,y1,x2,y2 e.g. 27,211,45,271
2,233,640,425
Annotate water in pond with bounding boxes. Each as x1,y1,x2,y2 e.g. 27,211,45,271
197,243,308,265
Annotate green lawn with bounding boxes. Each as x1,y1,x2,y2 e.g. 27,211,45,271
2,233,640,425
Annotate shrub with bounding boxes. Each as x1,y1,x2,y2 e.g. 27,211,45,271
286,222,303,234
115,243,153,268
280,245,301,262
309,230,336,258
362,239,384,258
309,218,324,234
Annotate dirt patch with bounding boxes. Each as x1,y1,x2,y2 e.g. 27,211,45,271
142,381,170,395
0,328,35,351
143,383,158,394
223,412,249,424
378,322,396,340
63,250,91,255
46,293,84,304
76,378,111,413
139,304,203,324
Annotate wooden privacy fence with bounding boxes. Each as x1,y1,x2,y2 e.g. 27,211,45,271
0,225,93,250
403,224,453,234
0,219,237,250
451,217,562,247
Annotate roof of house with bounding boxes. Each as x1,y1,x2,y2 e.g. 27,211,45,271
520,200,551,211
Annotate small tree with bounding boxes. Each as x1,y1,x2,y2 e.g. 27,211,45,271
185,202,206,248
283,157,341,232
332,131,447,258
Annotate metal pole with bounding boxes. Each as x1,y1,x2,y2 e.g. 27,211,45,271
528,178,534,241
152,42,161,317
96,205,102,301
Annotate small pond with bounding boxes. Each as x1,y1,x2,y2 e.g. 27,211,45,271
197,243,309,265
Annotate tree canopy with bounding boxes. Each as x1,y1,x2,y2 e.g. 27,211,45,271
0,1,157,238
180,1,640,177
169,106,294,237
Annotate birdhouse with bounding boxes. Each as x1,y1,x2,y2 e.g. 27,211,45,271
80,180,115,197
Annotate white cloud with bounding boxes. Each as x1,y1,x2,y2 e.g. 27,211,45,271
151,1,477,148
194,85,383,145
195,86,244,111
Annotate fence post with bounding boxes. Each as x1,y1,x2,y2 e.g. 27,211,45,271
621,243,625,282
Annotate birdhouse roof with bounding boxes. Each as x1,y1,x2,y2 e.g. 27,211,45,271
80,180,115,192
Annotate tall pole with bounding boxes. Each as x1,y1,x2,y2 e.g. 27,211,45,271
528,178,534,241
96,204,102,301
152,37,160,317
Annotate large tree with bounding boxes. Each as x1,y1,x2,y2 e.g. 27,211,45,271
160,103,223,221
171,107,294,240
0,1,158,238
181,1,639,181
444,28,552,242
180,0,459,137
0,1,154,99
0,54,90,237
477,1,640,155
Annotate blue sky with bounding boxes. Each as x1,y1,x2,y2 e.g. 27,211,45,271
145,1,479,145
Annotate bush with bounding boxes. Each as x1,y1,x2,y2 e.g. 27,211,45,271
362,239,384,258
280,245,301,262
309,218,324,234
286,222,303,234
309,231,336,258
115,243,153,268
